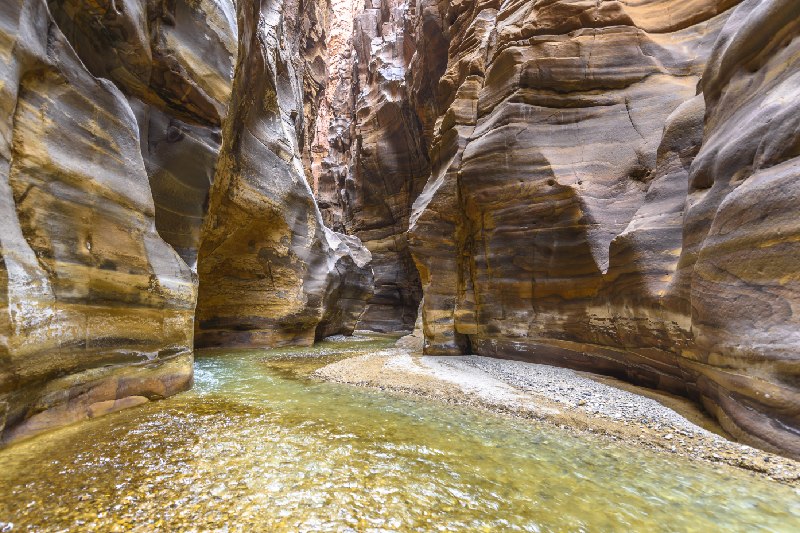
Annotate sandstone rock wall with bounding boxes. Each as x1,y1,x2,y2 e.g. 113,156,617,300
346,0,428,331
48,0,238,268
313,0,450,332
3,0,797,459
1,0,373,443
0,0,218,444
193,0,374,349
403,0,800,457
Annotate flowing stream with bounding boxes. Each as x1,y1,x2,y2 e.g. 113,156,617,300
1,335,798,532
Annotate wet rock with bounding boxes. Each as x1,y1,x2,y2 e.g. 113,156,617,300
0,0,202,444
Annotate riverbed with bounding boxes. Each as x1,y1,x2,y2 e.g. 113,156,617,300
1,335,798,531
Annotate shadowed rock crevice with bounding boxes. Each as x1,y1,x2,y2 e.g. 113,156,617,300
192,0,373,349
310,0,450,332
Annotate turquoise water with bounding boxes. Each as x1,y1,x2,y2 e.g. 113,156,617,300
1,335,798,531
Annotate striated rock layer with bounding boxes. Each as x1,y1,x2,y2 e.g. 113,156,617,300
2,0,797,461
0,0,220,444
404,0,800,457
1,0,373,443
193,0,373,349
313,0,443,331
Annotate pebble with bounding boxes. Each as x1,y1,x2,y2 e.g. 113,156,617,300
317,348,800,484
449,356,711,436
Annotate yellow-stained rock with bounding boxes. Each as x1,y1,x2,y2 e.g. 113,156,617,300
194,0,373,349
403,0,800,458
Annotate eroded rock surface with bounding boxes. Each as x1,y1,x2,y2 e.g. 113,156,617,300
311,0,440,332
401,0,800,458
194,0,373,349
0,0,210,443
2,0,798,461
1,0,372,443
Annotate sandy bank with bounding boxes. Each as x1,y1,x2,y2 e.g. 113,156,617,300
314,347,800,486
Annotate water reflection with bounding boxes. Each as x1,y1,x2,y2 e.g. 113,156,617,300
1,335,798,532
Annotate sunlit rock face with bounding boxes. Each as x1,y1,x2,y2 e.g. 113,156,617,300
405,0,800,458
193,0,373,349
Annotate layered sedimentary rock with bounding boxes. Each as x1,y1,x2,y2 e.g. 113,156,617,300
0,0,219,443
309,0,361,222
194,0,373,349
48,0,238,268
3,0,797,461
405,0,800,457
313,0,442,331
1,0,372,443
677,0,800,455
346,0,428,331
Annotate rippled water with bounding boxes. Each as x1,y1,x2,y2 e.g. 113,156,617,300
1,334,799,532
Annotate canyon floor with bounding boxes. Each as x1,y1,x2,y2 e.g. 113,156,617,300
315,335,800,486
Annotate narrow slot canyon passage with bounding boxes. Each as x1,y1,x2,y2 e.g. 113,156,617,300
1,0,800,530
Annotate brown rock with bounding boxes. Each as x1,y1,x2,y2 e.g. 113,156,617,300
193,0,373,349
1,0,375,443
311,0,435,332
2,0,798,463
405,0,800,458
0,0,199,443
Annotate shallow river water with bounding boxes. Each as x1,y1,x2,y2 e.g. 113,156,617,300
1,335,799,532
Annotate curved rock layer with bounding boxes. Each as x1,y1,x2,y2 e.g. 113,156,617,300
1,0,373,443
0,0,210,444
405,0,800,457
193,0,373,349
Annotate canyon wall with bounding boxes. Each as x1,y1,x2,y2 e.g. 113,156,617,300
2,0,797,460
0,0,230,445
0,0,372,444
312,0,436,331
397,0,800,457
194,0,374,349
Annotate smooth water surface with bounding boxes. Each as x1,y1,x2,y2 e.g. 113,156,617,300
1,335,798,532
